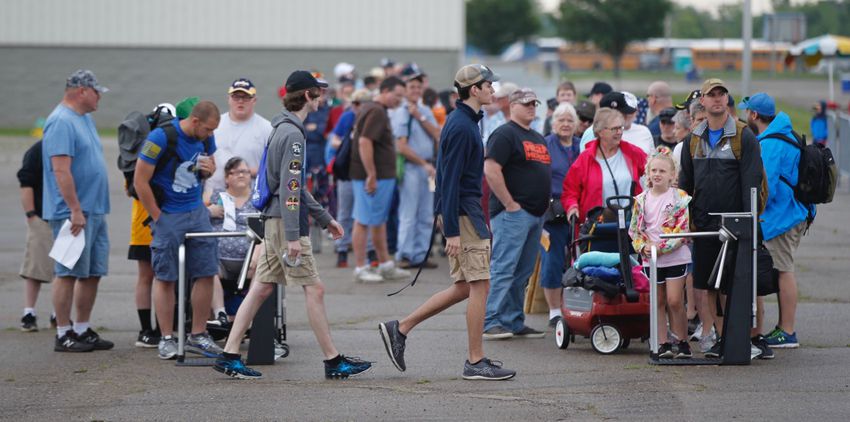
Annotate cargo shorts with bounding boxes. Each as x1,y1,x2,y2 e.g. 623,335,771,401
444,216,490,283
254,218,319,286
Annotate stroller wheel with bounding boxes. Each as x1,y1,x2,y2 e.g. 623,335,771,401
590,324,621,355
554,318,569,350
621,338,631,349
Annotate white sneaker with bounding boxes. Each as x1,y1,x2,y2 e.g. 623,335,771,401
379,262,411,281
698,329,716,353
355,267,384,283
689,322,704,342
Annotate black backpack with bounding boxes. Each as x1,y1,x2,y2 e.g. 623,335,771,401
762,132,837,205
331,124,355,181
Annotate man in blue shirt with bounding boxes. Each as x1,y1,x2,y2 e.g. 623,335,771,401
134,100,222,360
379,64,516,381
42,69,113,353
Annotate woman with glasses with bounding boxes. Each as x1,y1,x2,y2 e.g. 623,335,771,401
207,156,264,327
561,107,647,224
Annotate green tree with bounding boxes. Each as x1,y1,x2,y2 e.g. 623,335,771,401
466,0,541,55
556,0,672,76
773,0,850,37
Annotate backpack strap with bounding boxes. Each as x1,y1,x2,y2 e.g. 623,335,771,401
730,120,747,160
155,122,180,176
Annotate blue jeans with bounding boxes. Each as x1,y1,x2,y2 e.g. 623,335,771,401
485,208,543,332
539,221,571,289
396,164,434,263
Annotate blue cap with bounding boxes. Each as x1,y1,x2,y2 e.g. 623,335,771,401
66,69,108,93
737,92,775,117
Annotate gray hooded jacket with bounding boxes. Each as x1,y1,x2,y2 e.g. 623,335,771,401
264,109,332,241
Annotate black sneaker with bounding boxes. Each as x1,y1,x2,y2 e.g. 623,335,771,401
751,335,775,360
49,314,57,329
705,338,723,358
378,320,407,372
658,342,675,358
77,328,115,351
482,326,513,340
462,358,516,381
55,331,95,352
336,251,348,268
135,329,160,348
324,355,373,379
676,340,693,359
513,326,545,339
21,313,38,332
548,316,560,328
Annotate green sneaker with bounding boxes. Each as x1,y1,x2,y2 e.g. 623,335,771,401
764,327,799,349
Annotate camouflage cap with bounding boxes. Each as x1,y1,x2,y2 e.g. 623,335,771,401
509,87,539,105
454,64,500,89
66,69,108,93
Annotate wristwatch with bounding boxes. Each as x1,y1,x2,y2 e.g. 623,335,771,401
25,210,37,218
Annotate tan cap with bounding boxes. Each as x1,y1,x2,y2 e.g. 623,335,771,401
509,87,539,105
350,88,372,103
700,78,728,96
494,82,519,98
454,64,500,89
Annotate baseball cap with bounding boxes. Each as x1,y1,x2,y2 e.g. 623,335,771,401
658,107,677,123
575,100,597,121
350,88,373,104
175,96,200,120
675,89,702,110
66,69,108,93
494,82,519,99
622,91,639,110
509,88,539,105
599,92,636,114
228,78,256,96
400,63,426,82
285,70,329,92
701,78,728,96
586,81,612,97
737,92,776,117
727,94,736,107
454,64,500,89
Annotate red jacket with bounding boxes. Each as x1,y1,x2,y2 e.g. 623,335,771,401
561,139,647,222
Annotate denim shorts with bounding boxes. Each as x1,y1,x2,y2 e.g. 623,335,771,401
50,214,109,279
150,207,219,282
352,178,396,226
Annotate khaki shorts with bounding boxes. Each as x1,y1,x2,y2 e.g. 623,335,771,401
20,217,54,283
764,221,806,273
445,216,490,283
254,218,319,286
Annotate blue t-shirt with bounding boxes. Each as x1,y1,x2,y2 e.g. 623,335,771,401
138,119,217,213
42,104,110,220
326,109,356,163
708,128,724,148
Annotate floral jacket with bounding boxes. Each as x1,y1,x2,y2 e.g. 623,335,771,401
629,188,691,255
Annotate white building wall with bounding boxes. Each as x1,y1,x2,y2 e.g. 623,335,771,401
0,0,464,50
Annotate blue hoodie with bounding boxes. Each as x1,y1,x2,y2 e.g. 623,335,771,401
757,111,809,240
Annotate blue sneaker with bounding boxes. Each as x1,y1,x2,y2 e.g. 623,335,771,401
324,355,373,379
213,356,263,380
764,327,799,349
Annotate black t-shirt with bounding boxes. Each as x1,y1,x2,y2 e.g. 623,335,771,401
653,135,678,150
486,121,552,217
17,140,44,219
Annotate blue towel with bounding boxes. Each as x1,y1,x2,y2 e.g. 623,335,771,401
574,251,621,269
581,265,621,282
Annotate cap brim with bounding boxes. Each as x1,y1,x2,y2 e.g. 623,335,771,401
736,101,749,110
228,87,256,96
486,72,500,83
316,78,329,88
95,86,109,94
620,105,637,114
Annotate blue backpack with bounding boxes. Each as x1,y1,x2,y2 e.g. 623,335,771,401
251,139,272,210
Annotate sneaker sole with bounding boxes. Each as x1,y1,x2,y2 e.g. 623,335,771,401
20,327,38,332
186,346,223,358
378,323,405,372
213,365,262,380
326,364,373,379
462,372,516,381
159,353,177,360
658,352,676,359
675,353,693,359
767,343,799,349
54,346,95,352
757,352,775,359
482,333,514,340
704,352,721,358
135,341,159,348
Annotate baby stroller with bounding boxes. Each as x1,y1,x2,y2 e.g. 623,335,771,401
554,196,650,354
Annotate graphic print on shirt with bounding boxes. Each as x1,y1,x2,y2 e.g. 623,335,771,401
523,141,552,164
172,152,201,193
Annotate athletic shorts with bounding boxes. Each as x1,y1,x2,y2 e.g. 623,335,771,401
644,264,688,284
254,218,319,287
150,207,219,282
442,216,490,283
128,245,152,262
49,214,109,279
352,178,395,226
692,237,737,293
20,217,54,283
764,221,806,273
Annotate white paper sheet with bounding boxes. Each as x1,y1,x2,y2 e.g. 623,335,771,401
48,220,86,269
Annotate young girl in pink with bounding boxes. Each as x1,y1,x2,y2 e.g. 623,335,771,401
629,147,692,359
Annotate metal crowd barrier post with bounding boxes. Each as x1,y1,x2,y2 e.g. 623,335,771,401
176,230,260,366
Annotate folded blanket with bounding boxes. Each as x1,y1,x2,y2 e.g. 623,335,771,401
574,251,621,269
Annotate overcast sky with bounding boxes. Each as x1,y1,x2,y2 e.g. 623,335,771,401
538,0,812,16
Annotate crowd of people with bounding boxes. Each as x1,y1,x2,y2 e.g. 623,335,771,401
17,61,813,381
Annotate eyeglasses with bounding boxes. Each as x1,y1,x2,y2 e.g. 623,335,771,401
605,125,625,132
228,169,251,176
230,94,255,102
